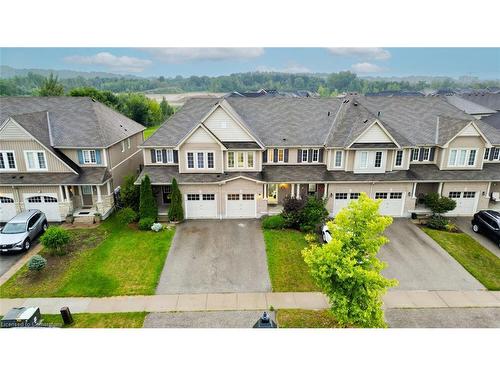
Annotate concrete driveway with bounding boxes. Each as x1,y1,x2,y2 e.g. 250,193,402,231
156,220,271,294
452,217,500,258
379,219,484,290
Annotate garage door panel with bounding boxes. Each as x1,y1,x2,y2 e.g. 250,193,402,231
226,193,256,218
376,191,405,217
0,194,17,222
332,192,361,216
24,193,61,221
446,191,478,216
185,193,217,219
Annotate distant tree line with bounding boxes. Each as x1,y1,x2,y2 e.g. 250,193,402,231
1,71,498,99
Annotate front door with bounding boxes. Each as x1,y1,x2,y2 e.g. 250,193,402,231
81,185,93,207
162,185,172,204
268,184,278,204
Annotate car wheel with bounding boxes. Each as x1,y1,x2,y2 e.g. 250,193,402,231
23,239,31,251
472,224,479,233
42,221,48,232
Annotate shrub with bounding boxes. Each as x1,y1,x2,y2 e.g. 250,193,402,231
151,223,163,232
27,255,47,272
444,222,459,232
40,227,71,256
427,215,448,230
117,207,138,224
168,178,184,222
299,197,329,233
262,215,286,229
424,192,457,215
120,175,140,211
282,196,305,229
139,174,157,220
138,217,155,231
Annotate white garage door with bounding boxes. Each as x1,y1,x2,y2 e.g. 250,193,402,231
24,193,61,222
226,193,256,218
332,192,360,216
375,192,405,217
446,191,478,216
0,194,17,223
185,193,217,219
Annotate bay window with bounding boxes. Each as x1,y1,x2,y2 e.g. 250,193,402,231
448,148,477,167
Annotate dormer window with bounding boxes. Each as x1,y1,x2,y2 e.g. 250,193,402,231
448,148,477,167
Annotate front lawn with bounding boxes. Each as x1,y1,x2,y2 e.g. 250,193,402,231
277,309,342,328
263,229,318,292
0,216,175,297
42,312,147,328
421,227,500,290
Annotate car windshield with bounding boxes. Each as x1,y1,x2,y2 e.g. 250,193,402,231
1,222,26,234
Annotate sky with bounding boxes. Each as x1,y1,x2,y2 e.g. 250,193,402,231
1,48,499,79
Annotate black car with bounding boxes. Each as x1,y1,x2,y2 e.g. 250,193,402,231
471,210,500,247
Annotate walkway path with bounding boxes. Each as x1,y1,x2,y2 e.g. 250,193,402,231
1,290,500,315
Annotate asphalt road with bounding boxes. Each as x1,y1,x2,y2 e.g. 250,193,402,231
386,308,500,328
144,311,276,328
0,251,24,277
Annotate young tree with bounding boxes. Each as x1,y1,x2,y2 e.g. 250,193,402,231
160,97,175,120
120,175,140,211
168,178,184,222
424,192,457,215
37,73,64,96
139,174,157,220
302,193,397,328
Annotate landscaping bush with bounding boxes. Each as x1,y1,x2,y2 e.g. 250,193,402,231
40,227,71,256
139,174,157,220
117,207,138,224
427,215,448,230
444,222,459,233
138,217,155,231
262,215,286,229
299,197,329,233
151,223,163,232
120,175,140,211
424,192,457,215
27,255,47,272
168,178,184,222
282,196,305,229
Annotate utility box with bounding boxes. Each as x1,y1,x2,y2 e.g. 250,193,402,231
60,306,74,325
253,312,277,328
1,307,41,328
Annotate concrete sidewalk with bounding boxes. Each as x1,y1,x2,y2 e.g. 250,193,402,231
1,290,499,315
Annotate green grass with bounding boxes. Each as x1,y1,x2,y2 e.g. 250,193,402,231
144,124,161,139
421,227,500,290
41,312,147,328
277,309,342,328
0,216,175,297
263,229,318,292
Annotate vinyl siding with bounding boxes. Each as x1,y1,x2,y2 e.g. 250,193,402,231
355,123,392,143
204,107,253,141
440,136,486,170
179,142,223,173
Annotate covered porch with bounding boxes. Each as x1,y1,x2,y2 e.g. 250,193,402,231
153,185,172,218
264,183,327,213
66,182,115,219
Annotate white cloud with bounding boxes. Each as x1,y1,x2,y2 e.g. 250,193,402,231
328,48,391,60
256,63,311,74
142,48,264,63
350,62,385,74
64,52,152,73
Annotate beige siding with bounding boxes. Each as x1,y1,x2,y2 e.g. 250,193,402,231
0,140,73,173
204,107,253,141
355,123,392,143
0,119,30,139
439,136,486,170
441,181,489,210
186,127,215,143
107,132,144,168
110,150,143,188
179,143,223,173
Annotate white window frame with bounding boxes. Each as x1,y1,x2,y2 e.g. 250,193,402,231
420,147,431,161
411,148,419,161
227,151,255,169
301,149,308,162
155,149,163,163
374,151,383,168
334,150,343,168
186,151,215,170
0,150,17,171
484,148,490,160
312,149,319,162
166,149,174,163
394,150,404,167
24,150,48,171
82,149,97,165
267,149,274,163
448,148,478,167
359,151,368,169
121,141,125,152
277,149,285,163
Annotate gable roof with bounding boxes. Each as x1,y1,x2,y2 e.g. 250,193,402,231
459,93,500,111
0,97,145,148
444,94,497,115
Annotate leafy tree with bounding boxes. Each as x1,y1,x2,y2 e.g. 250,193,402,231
423,192,457,215
37,73,64,96
299,197,329,233
69,87,121,109
168,178,184,222
302,193,397,328
120,93,151,125
139,174,157,220
120,175,140,211
40,227,71,256
160,97,175,120
282,196,306,229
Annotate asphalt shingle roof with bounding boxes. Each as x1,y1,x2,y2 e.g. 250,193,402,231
0,97,145,148
444,95,497,115
459,93,500,111
0,167,111,186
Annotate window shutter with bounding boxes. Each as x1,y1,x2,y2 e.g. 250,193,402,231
429,147,435,161
297,149,302,163
162,149,167,163
95,150,102,164
77,150,84,164
284,149,289,162
263,150,267,163
319,149,324,162
273,149,278,163
418,148,424,161
151,149,156,163
308,149,313,163
173,150,178,163
490,147,496,161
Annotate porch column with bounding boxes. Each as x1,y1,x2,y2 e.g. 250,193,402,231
78,185,83,196
438,182,443,196
64,185,70,202
323,184,328,199
411,183,417,199
97,185,102,203
486,182,492,198
296,184,301,199
291,183,295,197
264,184,267,198
107,181,111,196
59,185,65,202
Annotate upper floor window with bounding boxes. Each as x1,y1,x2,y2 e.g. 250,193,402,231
394,150,403,167
277,149,284,162
25,151,47,171
155,149,163,163
359,151,368,169
374,151,383,168
312,149,319,162
302,149,308,162
484,148,500,161
448,148,477,167
82,150,97,164
421,148,430,161
121,140,126,152
0,151,16,171
186,151,214,169
334,150,343,168
127,138,131,149
411,148,419,161
228,151,254,169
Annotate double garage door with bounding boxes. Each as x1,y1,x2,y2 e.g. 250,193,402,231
184,192,257,219
24,193,61,222
446,191,478,216
333,191,405,217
